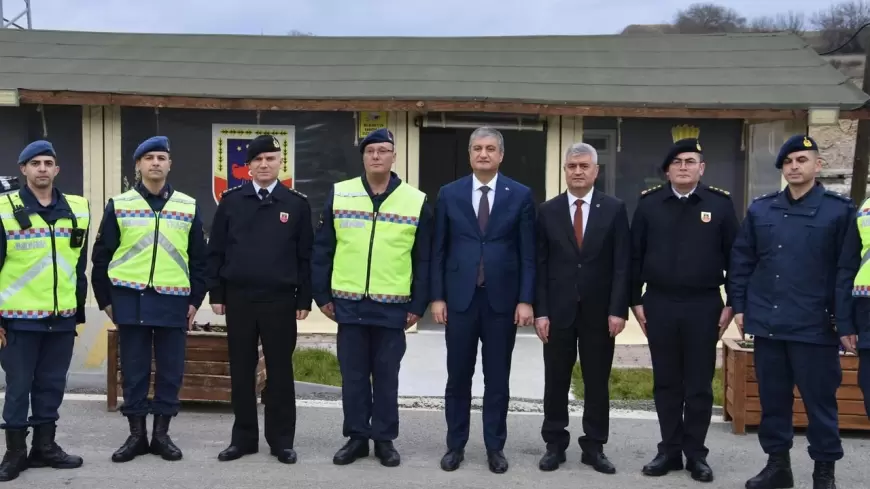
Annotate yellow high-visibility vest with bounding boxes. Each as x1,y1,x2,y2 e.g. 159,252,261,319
107,189,195,295
0,192,90,319
330,178,425,303
855,197,870,296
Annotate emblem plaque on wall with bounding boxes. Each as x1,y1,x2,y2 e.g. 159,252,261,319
211,124,296,203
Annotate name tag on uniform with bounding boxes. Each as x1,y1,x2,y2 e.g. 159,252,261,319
339,220,365,229
163,220,189,231
120,218,150,227
701,211,711,223
14,240,46,251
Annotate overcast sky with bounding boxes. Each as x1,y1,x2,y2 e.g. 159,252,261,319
3,0,837,36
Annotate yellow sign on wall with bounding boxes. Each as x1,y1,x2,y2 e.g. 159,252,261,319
359,112,388,139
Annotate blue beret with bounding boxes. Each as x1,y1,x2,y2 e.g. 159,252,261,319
662,138,703,171
133,136,170,161
775,135,818,169
18,140,56,165
360,128,394,154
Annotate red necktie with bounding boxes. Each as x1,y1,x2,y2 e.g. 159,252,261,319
574,201,583,248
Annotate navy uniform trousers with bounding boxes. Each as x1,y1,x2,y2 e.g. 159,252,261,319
117,325,186,417
643,289,722,461
754,337,843,461
337,324,406,441
444,286,517,451
0,330,75,429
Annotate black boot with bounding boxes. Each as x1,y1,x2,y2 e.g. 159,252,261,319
27,423,82,469
812,461,836,489
111,416,149,463
0,429,29,481
149,415,182,461
745,452,794,489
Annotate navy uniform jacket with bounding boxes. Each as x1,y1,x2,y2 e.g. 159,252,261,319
312,172,432,329
206,181,313,307
728,182,860,345
0,186,88,333
630,182,740,305
91,182,207,328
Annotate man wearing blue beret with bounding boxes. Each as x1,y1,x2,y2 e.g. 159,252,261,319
729,134,860,489
313,127,432,468
91,136,207,464
0,140,90,481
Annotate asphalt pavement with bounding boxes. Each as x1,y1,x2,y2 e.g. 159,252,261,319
2,399,869,489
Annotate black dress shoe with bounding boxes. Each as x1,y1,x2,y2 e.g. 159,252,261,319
487,450,508,474
374,441,400,467
217,445,258,461
332,439,369,465
642,453,683,476
440,449,464,471
270,448,297,464
687,458,714,482
581,451,616,474
538,449,566,471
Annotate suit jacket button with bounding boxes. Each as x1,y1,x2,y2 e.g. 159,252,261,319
577,264,582,268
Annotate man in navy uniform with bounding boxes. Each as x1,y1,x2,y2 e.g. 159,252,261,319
729,135,860,489
0,141,89,481
91,136,208,463
312,127,431,467
207,134,312,465
630,134,740,482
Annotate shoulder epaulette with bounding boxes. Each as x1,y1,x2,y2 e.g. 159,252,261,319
287,187,308,200
753,192,777,201
640,184,663,197
707,186,731,197
221,185,244,197
824,189,852,203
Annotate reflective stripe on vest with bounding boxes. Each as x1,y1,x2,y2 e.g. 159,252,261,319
854,197,870,296
330,178,425,303
0,193,90,319
107,189,195,296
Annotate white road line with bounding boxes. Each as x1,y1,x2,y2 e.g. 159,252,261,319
61,393,726,423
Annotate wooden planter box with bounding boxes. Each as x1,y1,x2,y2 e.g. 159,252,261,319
106,327,265,411
722,337,868,434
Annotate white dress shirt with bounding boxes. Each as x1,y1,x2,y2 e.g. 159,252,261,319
253,179,278,199
472,173,498,216
672,185,696,199
566,187,593,236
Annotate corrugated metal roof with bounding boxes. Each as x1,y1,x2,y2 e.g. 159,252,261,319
0,29,866,110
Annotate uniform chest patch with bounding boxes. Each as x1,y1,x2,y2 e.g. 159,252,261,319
14,240,46,251
279,212,289,223
339,220,366,229
701,211,711,223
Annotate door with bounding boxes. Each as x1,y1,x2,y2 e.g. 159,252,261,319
583,129,617,195
419,127,548,205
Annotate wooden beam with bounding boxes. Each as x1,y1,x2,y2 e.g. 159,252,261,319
16,89,833,120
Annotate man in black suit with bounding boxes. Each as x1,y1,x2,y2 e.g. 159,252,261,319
533,142,630,474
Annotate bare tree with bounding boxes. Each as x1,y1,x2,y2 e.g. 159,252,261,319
812,0,870,53
749,11,806,36
673,3,747,34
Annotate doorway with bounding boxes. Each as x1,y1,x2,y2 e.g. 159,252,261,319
582,129,617,196
419,127,548,206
